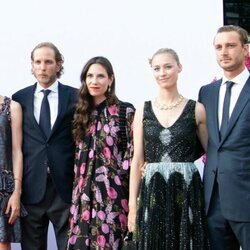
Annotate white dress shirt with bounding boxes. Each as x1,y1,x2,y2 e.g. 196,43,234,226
218,67,250,127
34,81,59,129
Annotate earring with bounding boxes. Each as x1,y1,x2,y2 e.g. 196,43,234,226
108,85,111,93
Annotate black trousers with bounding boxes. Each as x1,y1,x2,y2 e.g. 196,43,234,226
21,175,70,250
207,180,250,250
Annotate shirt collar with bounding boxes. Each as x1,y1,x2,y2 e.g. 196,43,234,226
221,67,250,86
35,81,59,93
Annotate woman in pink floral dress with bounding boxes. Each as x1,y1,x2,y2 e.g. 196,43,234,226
67,56,135,250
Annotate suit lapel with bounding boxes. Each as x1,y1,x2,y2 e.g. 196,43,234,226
210,81,221,144
27,84,44,136
50,83,70,137
220,77,250,144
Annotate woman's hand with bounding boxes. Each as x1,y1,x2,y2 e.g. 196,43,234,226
5,191,21,224
128,205,137,232
140,162,148,179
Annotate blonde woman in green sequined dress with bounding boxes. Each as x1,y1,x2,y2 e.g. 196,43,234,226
128,48,210,249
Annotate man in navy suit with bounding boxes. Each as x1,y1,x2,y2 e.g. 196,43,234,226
199,25,250,249
12,42,77,250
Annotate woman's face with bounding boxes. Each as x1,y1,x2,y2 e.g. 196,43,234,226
151,53,182,89
85,63,113,104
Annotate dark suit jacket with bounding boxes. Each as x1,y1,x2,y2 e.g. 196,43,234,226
12,82,78,205
199,77,250,222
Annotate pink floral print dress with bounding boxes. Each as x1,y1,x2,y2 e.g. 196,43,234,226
67,100,135,250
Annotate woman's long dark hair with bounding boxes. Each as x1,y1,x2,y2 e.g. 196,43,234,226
73,56,118,141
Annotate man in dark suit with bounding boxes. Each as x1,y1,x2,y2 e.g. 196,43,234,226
199,25,250,249
12,42,77,250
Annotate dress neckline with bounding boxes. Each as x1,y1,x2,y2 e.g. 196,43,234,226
149,99,191,129
95,99,107,113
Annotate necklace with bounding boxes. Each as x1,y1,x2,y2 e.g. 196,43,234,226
154,94,184,110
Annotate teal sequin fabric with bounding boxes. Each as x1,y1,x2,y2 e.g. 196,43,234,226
137,100,209,250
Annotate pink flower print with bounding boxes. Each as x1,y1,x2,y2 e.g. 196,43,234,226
69,217,74,229
85,238,90,246
102,223,110,234
108,105,118,115
68,235,77,245
82,210,90,221
82,193,90,201
97,211,106,221
77,141,83,149
78,177,85,189
72,206,79,222
97,121,102,131
202,154,207,164
97,235,106,248
92,208,96,218
107,187,118,199
95,186,103,203
70,204,77,215
119,213,128,229
109,231,115,245
113,239,120,249
96,174,107,182
106,136,114,146
103,147,111,159
103,124,110,133
77,150,81,161
114,175,121,186
96,166,108,175
80,163,86,174
72,187,79,203
122,160,129,170
105,202,112,214
121,199,129,212
89,124,96,135
72,225,80,235
107,212,119,224
110,125,119,137
88,149,94,159
113,147,119,159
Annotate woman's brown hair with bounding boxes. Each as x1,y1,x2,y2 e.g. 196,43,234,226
73,56,118,141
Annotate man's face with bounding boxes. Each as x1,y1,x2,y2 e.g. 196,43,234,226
214,31,248,74
32,47,61,88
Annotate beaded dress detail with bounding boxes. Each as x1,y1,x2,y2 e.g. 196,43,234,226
0,97,27,242
137,100,209,250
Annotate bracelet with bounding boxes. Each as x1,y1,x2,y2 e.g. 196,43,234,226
14,178,22,182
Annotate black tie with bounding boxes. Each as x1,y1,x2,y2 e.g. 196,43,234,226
220,81,235,139
39,89,51,138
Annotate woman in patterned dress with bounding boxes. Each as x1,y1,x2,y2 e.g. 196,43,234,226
128,48,210,249
67,56,135,249
0,95,26,250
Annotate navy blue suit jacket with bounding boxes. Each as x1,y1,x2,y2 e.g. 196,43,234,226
12,82,78,204
199,76,250,222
